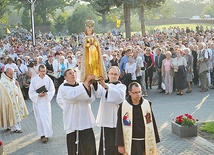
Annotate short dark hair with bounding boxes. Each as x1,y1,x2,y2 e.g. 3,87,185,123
64,68,76,77
38,64,46,71
126,49,132,53
128,82,141,91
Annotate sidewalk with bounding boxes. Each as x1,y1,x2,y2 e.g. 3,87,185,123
1,85,214,155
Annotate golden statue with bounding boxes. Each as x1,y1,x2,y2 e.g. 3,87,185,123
80,19,107,82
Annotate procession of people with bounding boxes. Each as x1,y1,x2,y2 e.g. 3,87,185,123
0,20,214,154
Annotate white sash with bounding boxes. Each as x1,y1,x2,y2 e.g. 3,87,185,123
122,98,157,155
122,100,133,155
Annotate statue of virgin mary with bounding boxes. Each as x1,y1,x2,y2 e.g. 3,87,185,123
80,19,107,82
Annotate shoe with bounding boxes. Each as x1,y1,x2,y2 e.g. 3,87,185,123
5,128,11,131
41,136,48,143
179,93,183,96
14,130,23,133
159,90,165,93
176,92,180,95
200,89,208,92
186,90,192,93
165,92,169,95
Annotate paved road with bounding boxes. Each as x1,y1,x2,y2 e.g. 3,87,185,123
1,85,214,155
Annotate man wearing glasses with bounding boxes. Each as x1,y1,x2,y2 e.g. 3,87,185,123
116,82,160,155
95,66,126,155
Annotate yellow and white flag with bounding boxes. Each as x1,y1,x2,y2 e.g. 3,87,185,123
6,28,11,34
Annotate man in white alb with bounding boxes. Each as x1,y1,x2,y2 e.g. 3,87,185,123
29,64,55,143
95,66,126,155
56,68,96,155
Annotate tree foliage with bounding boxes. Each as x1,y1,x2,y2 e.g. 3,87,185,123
9,0,76,27
202,1,214,17
0,0,10,17
54,12,68,32
66,5,100,34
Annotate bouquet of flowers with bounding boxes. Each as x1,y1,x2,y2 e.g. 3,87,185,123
173,114,198,126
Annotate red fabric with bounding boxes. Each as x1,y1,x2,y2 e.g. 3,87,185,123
150,54,155,67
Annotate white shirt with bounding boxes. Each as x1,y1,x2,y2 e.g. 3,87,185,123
56,83,96,134
9,53,18,61
125,62,137,80
95,83,126,128
17,64,28,76
65,61,76,69
74,66,81,83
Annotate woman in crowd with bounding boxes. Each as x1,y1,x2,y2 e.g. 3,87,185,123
162,51,174,94
172,50,187,95
110,52,119,67
16,58,28,92
45,54,54,82
22,71,32,99
144,47,154,89
57,55,67,86
125,55,137,91
4,57,18,79
184,48,193,93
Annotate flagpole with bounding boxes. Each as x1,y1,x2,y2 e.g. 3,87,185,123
28,0,36,47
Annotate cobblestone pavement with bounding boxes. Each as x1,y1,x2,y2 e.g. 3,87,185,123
1,85,214,155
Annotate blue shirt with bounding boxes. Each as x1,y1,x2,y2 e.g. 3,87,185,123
119,55,129,74
60,63,65,76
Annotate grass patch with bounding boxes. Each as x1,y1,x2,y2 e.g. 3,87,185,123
200,121,214,136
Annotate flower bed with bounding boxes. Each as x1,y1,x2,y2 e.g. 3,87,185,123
172,114,198,137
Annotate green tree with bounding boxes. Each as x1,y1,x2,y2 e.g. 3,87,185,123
202,1,214,17
21,8,31,30
54,12,68,33
0,0,11,24
11,0,76,27
0,0,10,17
138,0,166,35
66,5,100,34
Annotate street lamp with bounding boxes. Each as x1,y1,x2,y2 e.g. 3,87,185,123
28,0,36,47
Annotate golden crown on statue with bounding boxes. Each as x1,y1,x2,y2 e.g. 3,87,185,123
85,19,95,28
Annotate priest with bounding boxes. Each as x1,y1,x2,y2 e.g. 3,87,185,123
116,82,160,155
29,64,55,143
0,67,28,132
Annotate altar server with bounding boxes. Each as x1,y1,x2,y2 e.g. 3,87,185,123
95,66,126,155
29,64,55,143
56,68,96,155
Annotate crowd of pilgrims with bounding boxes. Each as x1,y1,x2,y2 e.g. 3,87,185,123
0,25,214,98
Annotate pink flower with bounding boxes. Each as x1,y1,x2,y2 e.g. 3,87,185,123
0,141,2,146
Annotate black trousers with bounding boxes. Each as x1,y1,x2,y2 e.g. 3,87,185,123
118,140,145,155
157,71,162,90
98,127,120,155
67,128,96,155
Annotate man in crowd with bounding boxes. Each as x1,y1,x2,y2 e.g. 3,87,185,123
29,64,55,143
119,49,132,77
155,48,166,92
116,82,160,155
95,66,126,155
133,49,147,96
56,69,96,155
197,43,209,92
0,67,28,132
